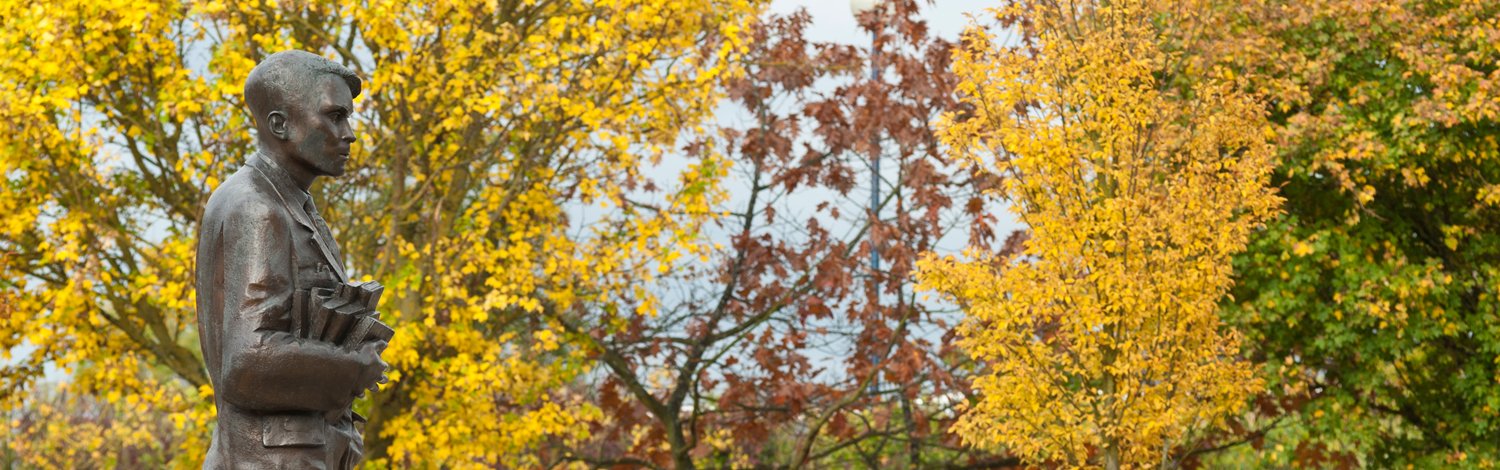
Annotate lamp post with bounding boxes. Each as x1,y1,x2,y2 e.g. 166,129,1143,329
851,0,884,398
851,0,882,279
851,5,922,464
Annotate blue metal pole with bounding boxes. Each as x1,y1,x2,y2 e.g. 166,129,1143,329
870,30,881,277
868,29,882,396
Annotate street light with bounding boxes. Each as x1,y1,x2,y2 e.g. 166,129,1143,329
850,0,882,277
851,0,884,396
849,0,880,15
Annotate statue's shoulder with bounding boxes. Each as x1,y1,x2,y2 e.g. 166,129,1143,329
203,164,287,227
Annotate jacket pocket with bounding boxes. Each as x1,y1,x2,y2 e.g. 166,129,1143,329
262,413,327,448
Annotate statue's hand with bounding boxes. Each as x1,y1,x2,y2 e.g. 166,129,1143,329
353,340,389,398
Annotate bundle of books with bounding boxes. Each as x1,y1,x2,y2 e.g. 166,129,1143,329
292,280,395,350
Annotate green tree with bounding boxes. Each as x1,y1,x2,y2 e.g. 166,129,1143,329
1207,0,1500,466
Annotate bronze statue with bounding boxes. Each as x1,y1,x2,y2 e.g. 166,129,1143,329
196,50,389,469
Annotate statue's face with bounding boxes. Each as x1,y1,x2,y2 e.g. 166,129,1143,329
285,74,356,178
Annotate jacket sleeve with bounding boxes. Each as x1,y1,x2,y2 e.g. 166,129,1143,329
215,199,370,412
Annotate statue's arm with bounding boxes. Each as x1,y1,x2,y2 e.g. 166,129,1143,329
215,200,374,412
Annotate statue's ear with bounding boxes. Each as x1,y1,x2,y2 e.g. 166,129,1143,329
267,111,289,140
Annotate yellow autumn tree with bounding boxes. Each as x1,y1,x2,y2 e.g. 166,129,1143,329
1,1,221,467
1,0,759,467
916,1,1280,468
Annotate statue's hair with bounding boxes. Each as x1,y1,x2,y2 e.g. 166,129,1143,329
243,50,361,126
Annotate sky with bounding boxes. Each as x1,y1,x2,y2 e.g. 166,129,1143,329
767,0,983,44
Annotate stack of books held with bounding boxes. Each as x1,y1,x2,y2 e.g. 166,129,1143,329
292,280,395,349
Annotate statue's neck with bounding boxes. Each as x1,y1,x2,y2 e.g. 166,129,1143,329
256,149,315,192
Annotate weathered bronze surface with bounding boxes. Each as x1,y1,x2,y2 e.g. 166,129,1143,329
195,50,388,470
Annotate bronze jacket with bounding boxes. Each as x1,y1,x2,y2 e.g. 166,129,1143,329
195,154,365,469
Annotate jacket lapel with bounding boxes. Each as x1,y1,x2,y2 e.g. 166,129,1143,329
246,156,348,283
304,208,348,282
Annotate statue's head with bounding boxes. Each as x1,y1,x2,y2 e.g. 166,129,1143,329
244,50,361,179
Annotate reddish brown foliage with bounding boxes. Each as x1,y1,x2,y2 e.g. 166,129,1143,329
553,2,1019,468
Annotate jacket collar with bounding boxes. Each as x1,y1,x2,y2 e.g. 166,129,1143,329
245,152,348,282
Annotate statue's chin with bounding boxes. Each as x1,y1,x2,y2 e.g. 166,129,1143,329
321,158,349,177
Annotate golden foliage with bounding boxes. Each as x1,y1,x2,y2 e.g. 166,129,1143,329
918,0,1280,467
1,0,760,467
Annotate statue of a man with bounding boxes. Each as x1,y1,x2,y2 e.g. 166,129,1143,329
196,50,387,469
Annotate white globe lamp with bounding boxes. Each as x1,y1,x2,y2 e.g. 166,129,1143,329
849,0,881,16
